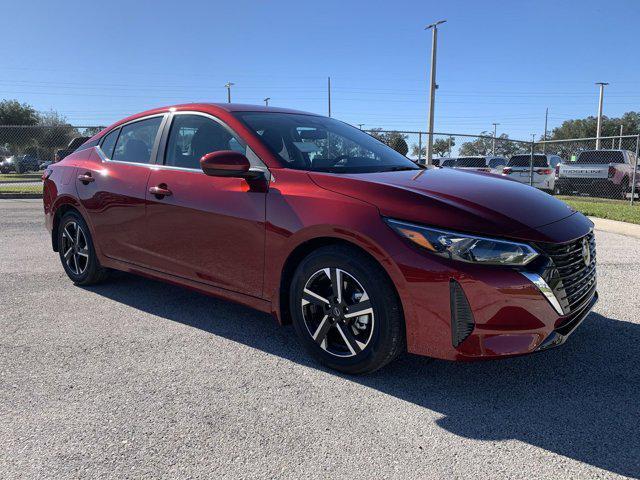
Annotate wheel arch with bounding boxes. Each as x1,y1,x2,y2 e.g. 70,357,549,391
50,198,89,252
277,236,404,326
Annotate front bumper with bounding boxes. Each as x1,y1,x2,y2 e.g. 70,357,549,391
386,228,597,361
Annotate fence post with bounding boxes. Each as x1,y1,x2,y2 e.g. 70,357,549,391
529,140,535,186
631,134,639,206
418,132,422,164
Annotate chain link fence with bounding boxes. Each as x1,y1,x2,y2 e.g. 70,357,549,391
0,125,103,173
1,124,639,208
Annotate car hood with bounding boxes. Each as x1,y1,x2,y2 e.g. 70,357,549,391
309,168,591,243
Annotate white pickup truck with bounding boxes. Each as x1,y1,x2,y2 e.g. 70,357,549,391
555,149,639,198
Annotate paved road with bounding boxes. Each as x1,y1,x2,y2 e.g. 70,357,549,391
1,199,639,479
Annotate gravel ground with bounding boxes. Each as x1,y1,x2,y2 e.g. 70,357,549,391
1,199,639,480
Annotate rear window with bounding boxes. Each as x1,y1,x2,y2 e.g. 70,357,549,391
575,150,625,164
455,157,486,168
488,157,507,168
508,155,549,168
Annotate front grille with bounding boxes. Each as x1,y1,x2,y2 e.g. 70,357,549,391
536,232,597,314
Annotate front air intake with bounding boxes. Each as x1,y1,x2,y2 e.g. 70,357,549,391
450,280,475,347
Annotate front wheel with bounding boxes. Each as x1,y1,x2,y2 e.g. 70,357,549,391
289,245,405,374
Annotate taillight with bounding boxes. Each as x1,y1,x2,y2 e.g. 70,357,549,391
555,165,560,177
608,165,615,178
503,167,512,175
536,169,552,175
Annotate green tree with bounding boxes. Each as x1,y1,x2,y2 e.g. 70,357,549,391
368,129,409,155
0,100,40,154
459,132,523,156
0,100,39,125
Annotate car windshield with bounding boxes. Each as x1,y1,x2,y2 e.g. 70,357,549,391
508,155,549,167
575,150,625,164
234,112,420,173
455,157,486,168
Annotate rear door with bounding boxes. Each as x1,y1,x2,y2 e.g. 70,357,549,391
76,114,166,263
142,112,267,298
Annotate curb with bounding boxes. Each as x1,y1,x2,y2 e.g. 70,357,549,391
0,194,43,199
590,216,640,240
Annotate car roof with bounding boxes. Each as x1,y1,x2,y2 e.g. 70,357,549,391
93,103,322,140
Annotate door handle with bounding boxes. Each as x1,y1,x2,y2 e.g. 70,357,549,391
77,173,95,184
149,185,172,198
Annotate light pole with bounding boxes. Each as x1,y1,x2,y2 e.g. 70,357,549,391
542,107,548,153
492,122,500,155
595,82,608,150
327,77,332,117
264,97,270,107
225,82,235,103
425,20,446,166
357,123,364,130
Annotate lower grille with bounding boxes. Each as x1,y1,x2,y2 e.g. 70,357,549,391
536,232,597,314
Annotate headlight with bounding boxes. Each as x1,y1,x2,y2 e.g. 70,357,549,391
384,218,538,266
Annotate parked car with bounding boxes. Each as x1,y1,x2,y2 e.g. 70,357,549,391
39,160,53,170
0,154,40,173
555,149,638,198
43,103,597,374
454,156,507,174
0,156,13,173
440,158,456,168
54,136,90,163
502,154,563,193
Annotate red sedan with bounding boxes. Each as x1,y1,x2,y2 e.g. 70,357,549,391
43,104,597,374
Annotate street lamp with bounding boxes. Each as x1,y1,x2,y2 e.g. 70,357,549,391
595,82,608,150
264,97,270,107
225,82,235,103
357,123,365,130
425,19,446,166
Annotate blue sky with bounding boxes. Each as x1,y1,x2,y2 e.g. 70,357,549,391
2,0,639,140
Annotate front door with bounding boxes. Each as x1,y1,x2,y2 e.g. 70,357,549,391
143,113,267,298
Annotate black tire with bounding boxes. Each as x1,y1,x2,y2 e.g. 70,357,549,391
57,211,110,285
289,245,405,374
618,178,630,200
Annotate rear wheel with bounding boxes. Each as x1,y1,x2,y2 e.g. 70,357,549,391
57,211,109,285
290,245,405,374
617,178,630,200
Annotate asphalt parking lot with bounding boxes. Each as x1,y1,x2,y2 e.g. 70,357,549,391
1,199,639,479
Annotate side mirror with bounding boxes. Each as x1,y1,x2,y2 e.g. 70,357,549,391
200,150,262,179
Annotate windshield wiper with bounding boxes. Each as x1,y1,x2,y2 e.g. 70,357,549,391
384,166,421,172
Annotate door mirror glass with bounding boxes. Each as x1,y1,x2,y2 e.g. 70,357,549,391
200,150,256,178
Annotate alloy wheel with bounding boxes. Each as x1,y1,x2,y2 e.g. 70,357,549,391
301,268,374,357
61,221,89,276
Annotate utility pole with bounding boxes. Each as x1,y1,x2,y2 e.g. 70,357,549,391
263,97,270,107
542,107,549,153
225,82,235,103
327,77,332,117
492,122,499,155
619,124,623,149
595,82,608,150
448,136,452,156
425,20,446,166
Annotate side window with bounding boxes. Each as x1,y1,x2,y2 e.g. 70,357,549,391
165,114,246,169
100,128,120,159
112,116,163,164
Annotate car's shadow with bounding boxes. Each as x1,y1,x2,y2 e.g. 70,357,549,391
85,273,640,479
